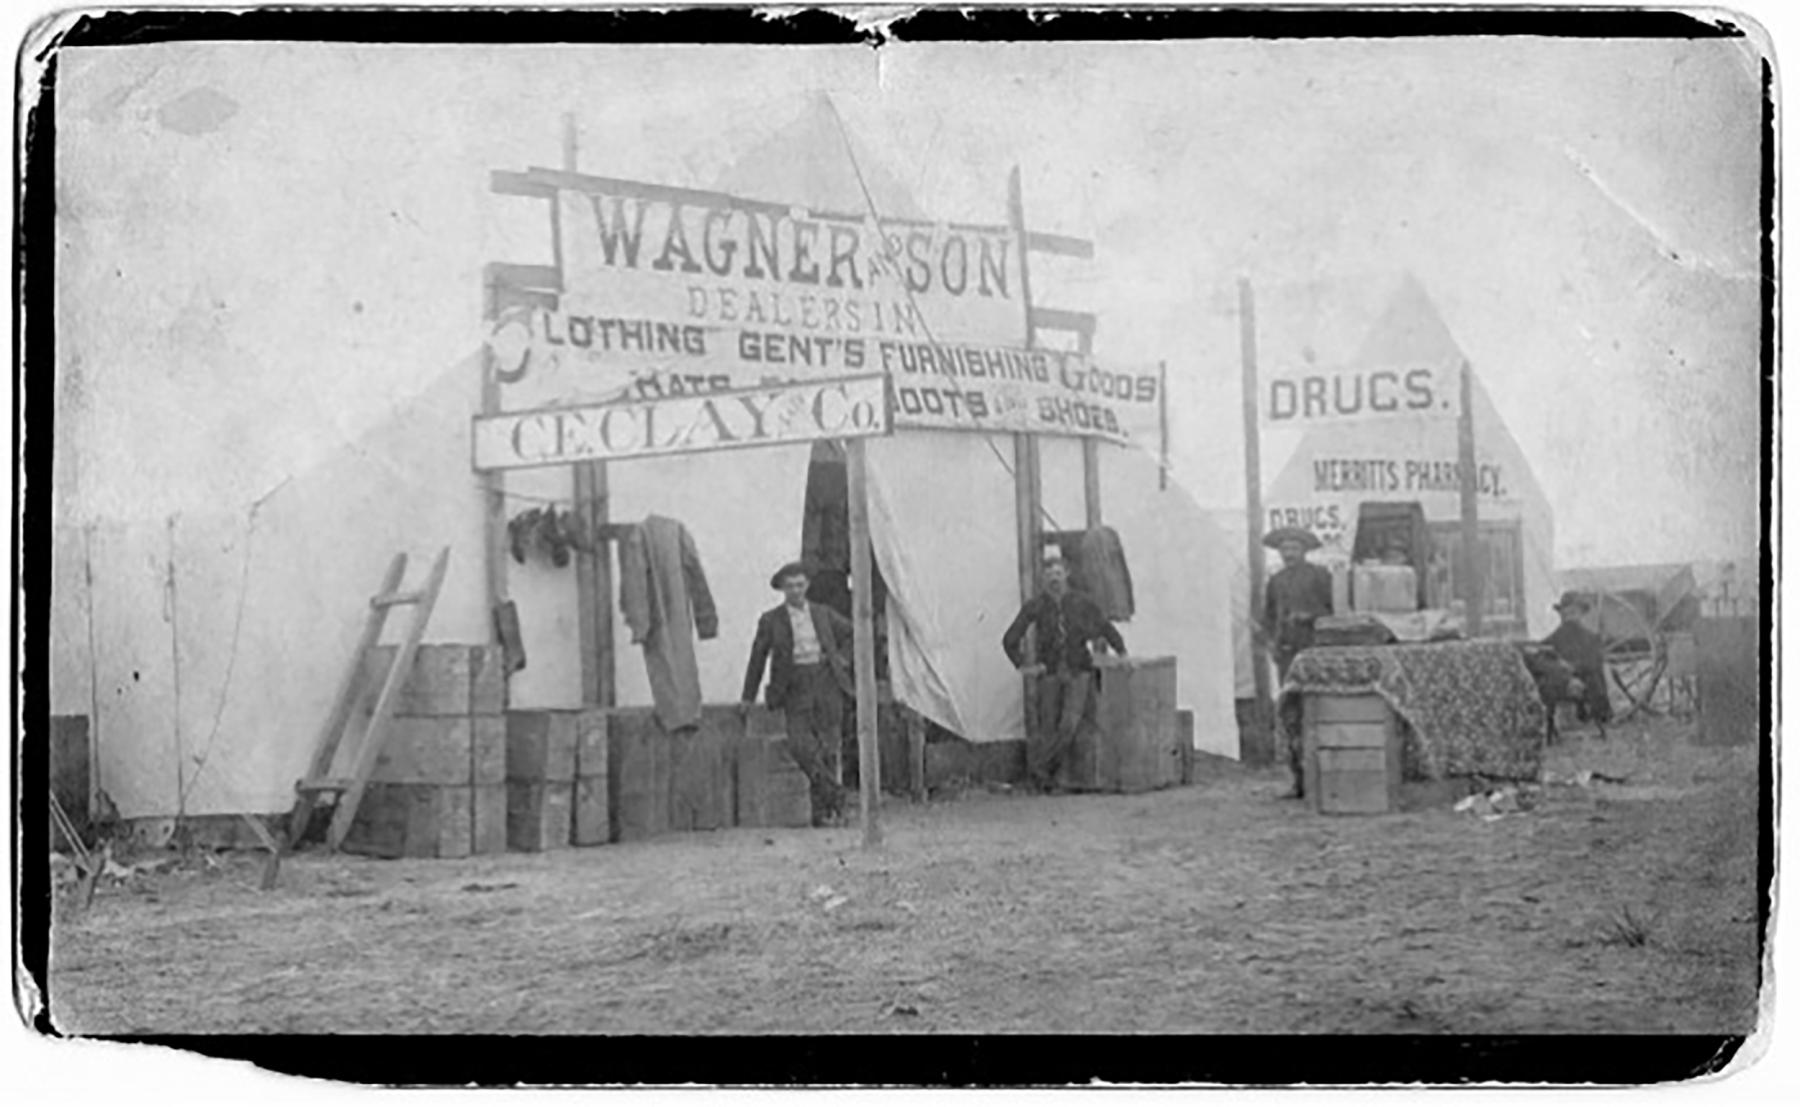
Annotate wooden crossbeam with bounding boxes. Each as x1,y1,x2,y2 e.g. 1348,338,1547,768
1029,307,1098,337
1026,230,1095,259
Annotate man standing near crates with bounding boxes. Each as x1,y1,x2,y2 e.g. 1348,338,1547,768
1261,526,1334,800
740,561,855,827
1002,555,1127,793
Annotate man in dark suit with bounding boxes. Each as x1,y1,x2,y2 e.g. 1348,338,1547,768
1002,556,1127,792
1543,591,1611,735
741,561,855,826
1261,526,1334,799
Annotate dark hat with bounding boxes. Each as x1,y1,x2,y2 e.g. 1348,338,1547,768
1263,526,1321,552
770,561,812,590
1553,590,1591,613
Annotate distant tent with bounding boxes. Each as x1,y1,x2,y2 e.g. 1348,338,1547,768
1226,274,1559,698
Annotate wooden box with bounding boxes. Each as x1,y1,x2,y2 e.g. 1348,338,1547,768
469,645,507,716
507,710,579,782
1176,709,1196,785
1695,616,1758,747
607,711,672,842
574,709,609,778
668,726,729,832
507,781,573,852
343,782,473,859
1302,693,1402,816
573,776,609,846
366,715,505,786
1060,657,1181,793
732,736,812,828
473,783,508,855
51,715,91,845
364,645,505,717
572,709,610,847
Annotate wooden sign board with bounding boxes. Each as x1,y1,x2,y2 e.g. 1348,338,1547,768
471,372,890,472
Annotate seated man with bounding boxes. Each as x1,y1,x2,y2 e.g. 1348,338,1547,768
1542,591,1612,736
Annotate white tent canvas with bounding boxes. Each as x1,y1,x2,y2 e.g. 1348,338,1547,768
50,86,1245,824
1221,274,1558,699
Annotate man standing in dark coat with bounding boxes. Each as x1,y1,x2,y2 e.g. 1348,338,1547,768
1002,557,1127,792
741,562,855,826
1543,591,1612,733
1261,526,1334,798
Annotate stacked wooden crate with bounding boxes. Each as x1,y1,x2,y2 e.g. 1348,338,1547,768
607,708,672,842
342,645,507,857
731,706,812,829
602,705,812,837
572,709,610,846
1301,693,1402,815
506,710,577,852
1058,656,1181,793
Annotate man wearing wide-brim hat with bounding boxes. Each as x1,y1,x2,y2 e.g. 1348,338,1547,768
740,561,856,826
1543,590,1611,733
1260,526,1334,799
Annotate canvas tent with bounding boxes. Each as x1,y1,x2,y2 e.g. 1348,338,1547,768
1224,274,1558,698
49,95,1242,829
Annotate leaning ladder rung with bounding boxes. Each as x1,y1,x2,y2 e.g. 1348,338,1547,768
370,590,424,608
297,777,355,794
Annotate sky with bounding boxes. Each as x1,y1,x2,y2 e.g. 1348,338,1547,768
50,31,1766,570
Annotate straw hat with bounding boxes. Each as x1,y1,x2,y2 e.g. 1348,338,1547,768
1262,526,1321,552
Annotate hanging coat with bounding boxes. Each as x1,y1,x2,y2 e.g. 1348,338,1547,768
619,515,718,730
1078,526,1136,621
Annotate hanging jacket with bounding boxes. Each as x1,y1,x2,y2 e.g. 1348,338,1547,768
619,516,717,730
1078,526,1135,621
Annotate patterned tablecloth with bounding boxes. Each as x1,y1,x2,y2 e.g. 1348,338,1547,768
1279,639,1547,782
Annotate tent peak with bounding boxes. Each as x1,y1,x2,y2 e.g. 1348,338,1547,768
712,95,929,221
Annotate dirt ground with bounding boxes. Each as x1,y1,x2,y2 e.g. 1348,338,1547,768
45,716,1763,1037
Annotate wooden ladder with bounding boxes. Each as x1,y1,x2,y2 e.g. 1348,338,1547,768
284,548,451,857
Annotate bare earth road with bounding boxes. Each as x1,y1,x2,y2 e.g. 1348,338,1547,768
46,717,1762,1040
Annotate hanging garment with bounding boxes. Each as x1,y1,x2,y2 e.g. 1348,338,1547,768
1078,526,1136,620
801,456,851,571
619,515,719,730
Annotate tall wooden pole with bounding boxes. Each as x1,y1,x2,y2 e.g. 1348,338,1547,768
846,438,882,848
1008,167,1044,753
1080,328,1102,529
1239,278,1274,767
563,112,615,706
1457,360,1484,637
1007,166,1043,596
480,271,508,629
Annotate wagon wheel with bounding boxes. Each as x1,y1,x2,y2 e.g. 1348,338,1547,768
1606,639,1666,722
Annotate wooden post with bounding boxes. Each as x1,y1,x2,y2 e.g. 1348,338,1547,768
1157,359,1170,492
906,708,927,803
1239,278,1274,767
1008,167,1045,751
1007,165,1043,589
562,112,616,706
846,438,882,849
1457,360,1484,637
1079,327,1102,529
480,272,509,623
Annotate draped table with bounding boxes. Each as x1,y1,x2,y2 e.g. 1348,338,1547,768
1279,639,1547,782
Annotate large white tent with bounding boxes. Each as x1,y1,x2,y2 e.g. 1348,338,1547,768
50,92,1241,827
1218,273,1558,699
